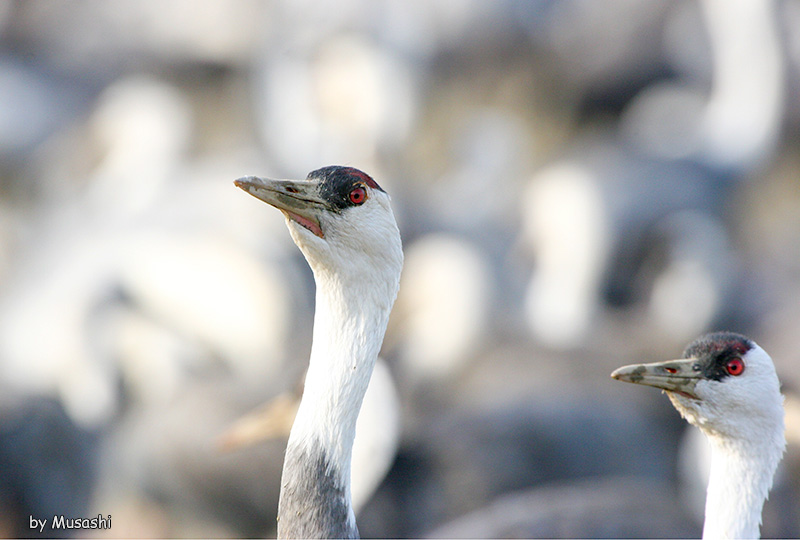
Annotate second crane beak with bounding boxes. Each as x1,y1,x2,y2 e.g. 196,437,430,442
235,176,327,238
611,357,703,400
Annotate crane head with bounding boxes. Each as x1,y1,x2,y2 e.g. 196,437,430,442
235,166,403,288
611,332,784,443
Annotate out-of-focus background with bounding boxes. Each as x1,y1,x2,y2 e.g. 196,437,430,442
0,0,798,537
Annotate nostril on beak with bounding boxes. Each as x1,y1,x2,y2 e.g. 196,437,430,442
664,366,678,374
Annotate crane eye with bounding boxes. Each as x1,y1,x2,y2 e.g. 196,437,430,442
726,357,745,376
349,186,367,205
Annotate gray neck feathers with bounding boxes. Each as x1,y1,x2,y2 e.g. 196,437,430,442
277,441,358,539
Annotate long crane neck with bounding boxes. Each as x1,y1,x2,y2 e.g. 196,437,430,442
702,426,784,539
277,261,398,539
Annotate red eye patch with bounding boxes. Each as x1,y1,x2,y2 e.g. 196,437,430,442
726,357,745,376
344,168,381,190
349,186,367,205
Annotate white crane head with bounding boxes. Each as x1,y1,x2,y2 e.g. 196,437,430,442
611,332,784,444
235,166,402,539
612,334,786,538
235,166,403,287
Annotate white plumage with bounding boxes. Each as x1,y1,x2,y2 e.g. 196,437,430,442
235,165,403,539
612,332,785,539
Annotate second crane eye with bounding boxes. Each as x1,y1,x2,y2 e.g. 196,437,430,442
349,186,367,205
726,357,745,376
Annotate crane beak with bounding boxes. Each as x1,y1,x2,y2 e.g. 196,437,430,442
234,176,327,238
610,357,703,400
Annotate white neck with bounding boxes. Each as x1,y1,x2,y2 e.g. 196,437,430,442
281,251,400,531
702,429,784,539
292,270,391,473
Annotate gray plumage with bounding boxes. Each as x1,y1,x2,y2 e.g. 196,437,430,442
278,443,357,539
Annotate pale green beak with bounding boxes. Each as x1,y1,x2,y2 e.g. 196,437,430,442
235,176,328,238
611,357,703,400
